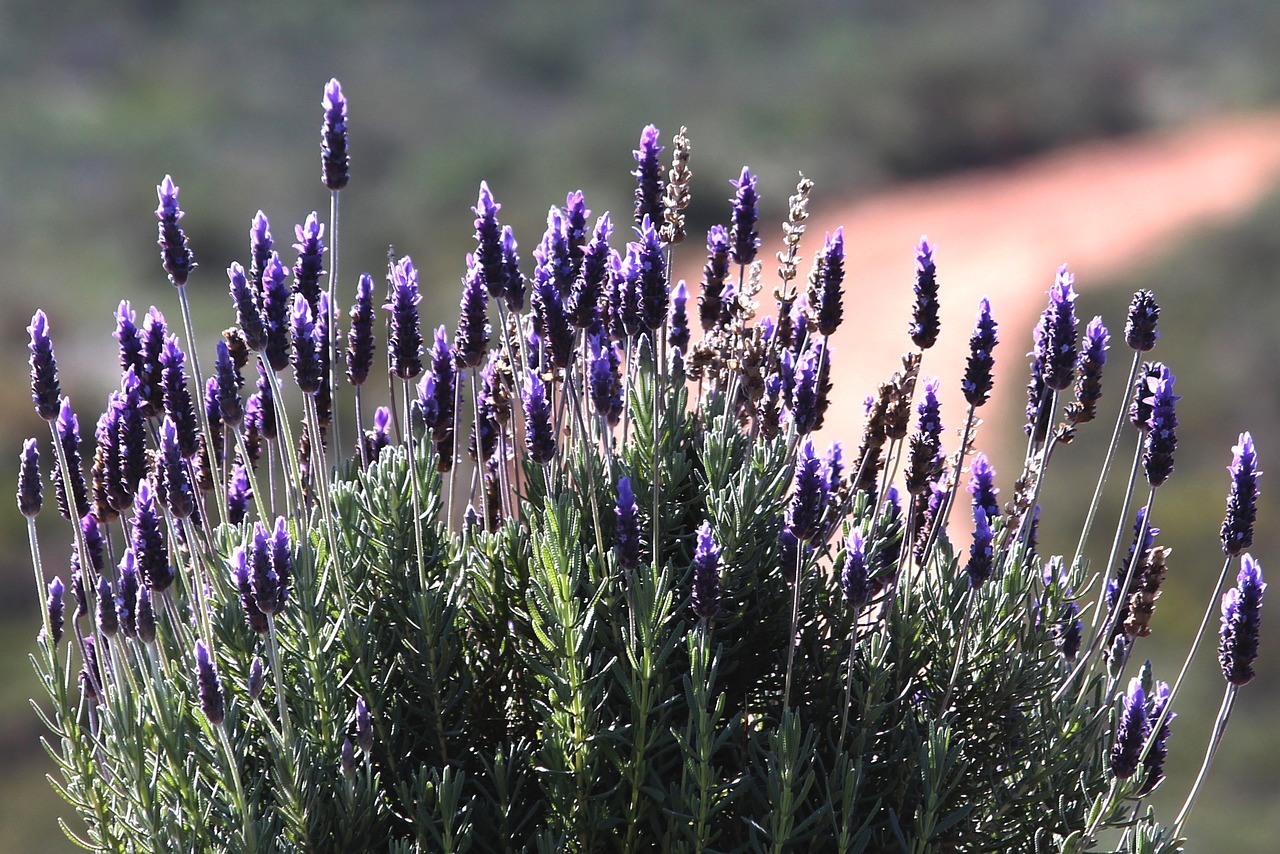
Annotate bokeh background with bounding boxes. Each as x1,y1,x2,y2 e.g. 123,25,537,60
5,0,1280,848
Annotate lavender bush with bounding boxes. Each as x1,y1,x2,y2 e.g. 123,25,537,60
21,81,1266,852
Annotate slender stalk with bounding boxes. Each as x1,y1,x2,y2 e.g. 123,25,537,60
403,378,429,594
836,619,860,750
27,518,50,642
216,723,258,853
1174,684,1237,835
940,588,976,714
327,189,343,462
177,285,228,521
266,617,294,744
783,543,803,712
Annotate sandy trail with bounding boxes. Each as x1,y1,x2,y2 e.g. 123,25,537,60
695,113,1280,455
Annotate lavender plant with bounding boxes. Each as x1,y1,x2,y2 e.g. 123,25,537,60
22,82,1267,853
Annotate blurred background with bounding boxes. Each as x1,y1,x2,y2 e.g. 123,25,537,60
5,0,1280,848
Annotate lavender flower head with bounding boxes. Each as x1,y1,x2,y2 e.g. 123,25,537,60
261,252,293,372
139,306,169,416
156,175,194,287
28,310,61,421
1221,431,1260,556
1072,316,1109,424
909,236,940,349
813,228,846,337
523,369,555,465
250,521,282,617
1138,679,1174,795
290,294,323,394
788,439,827,542
292,213,326,311
473,181,506,298
227,464,251,525
456,255,491,368
1124,289,1160,352
614,476,642,572
967,452,1000,524
635,215,669,332
667,279,690,351
691,521,722,620
43,576,65,646
966,507,994,588
249,211,274,291
791,344,821,436
1220,554,1266,686
115,548,139,639
356,697,374,752
231,546,268,634
228,262,267,352
1036,264,1079,392
346,272,376,386
115,300,143,379
842,530,870,610
54,398,90,521
18,438,40,518
247,657,266,701
728,166,760,266
132,480,173,592
699,224,731,331
1110,677,1147,779
632,124,665,227
568,213,612,331
159,416,195,519
500,225,526,312
385,256,423,379
215,339,243,427
321,78,350,191
96,575,117,637
589,335,624,427
1141,364,1178,487
161,335,200,458
194,640,225,726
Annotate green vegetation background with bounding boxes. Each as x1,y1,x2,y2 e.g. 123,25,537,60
3,0,1279,848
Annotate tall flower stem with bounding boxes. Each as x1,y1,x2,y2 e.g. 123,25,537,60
177,285,227,522
303,393,348,609
327,190,342,461
1173,684,1237,836
836,620,859,750
261,365,301,518
783,544,803,712
215,723,258,853
353,385,368,469
919,402,978,568
1071,353,1141,572
27,518,49,641
940,588,976,714
266,617,294,745
402,378,429,593
231,426,271,522
1087,434,1144,637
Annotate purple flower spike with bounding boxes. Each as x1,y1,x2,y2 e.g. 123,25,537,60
1037,265,1080,392
292,213,327,311
80,636,104,705
699,225,731,331
290,294,323,395
249,211,274,292
966,507,995,588
368,406,392,462
159,416,195,519
385,256,424,380
96,575,118,637
1138,680,1174,795
728,166,760,266
1124,289,1160,352
156,175,195,287
115,548,139,639
80,512,105,574
69,551,88,623
28,310,61,421
457,256,491,368
500,225,526,312
250,521,280,617
1141,364,1179,487
270,516,292,613
227,464,252,525
812,228,846,337
789,439,827,542
254,360,278,441
614,476,642,572
215,339,243,427
132,480,173,592
117,371,147,509
228,262,267,352
135,584,156,644
791,344,822,435
1111,677,1147,779
563,190,590,271
1221,432,1260,556
1220,554,1266,686
664,280,688,351
248,658,265,700
194,640,225,726
426,325,457,434
633,124,665,227
231,547,268,634
635,215,669,332
139,307,169,417
692,521,722,620
589,335,624,427
356,697,374,751
473,181,506,298
161,336,200,458
260,252,293,372
18,438,41,518
531,250,575,369
568,213,612,331
842,531,870,610
616,245,644,340
346,272,376,387
54,399,90,522
962,298,998,407
321,78,350,191
967,452,1000,525
1072,316,1109,424
523,369,555,466
43,576,64,646
115,301,144,380
909,236,940,349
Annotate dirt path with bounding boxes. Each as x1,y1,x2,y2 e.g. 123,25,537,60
699,113,1280,453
